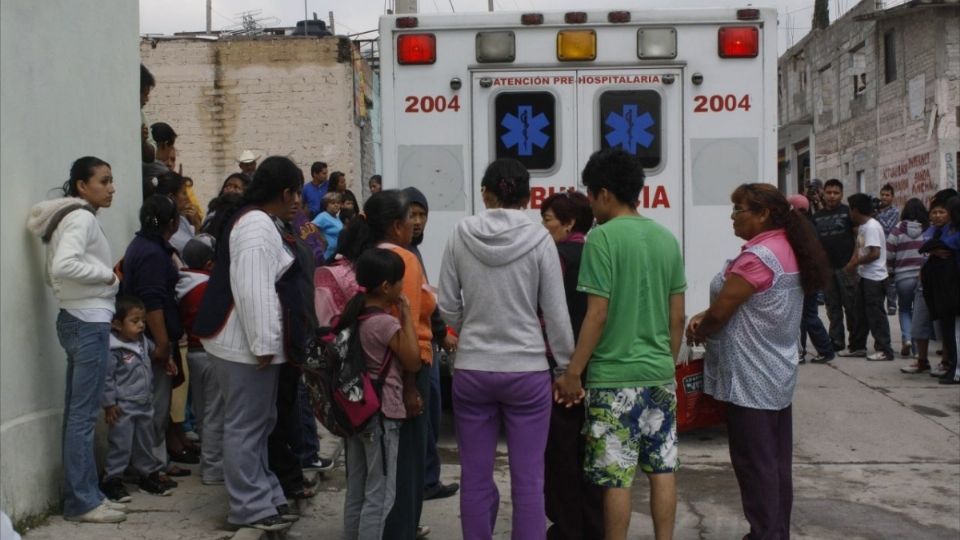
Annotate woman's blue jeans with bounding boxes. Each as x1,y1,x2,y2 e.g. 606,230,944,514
895,277,918,348
56,311,110,517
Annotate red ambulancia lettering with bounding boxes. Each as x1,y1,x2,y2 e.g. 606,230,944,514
529,186,576,209
638,185,671,209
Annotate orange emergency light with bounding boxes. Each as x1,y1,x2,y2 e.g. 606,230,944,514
557,30,596,61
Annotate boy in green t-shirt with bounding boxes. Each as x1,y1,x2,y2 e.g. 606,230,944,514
555,149,686,540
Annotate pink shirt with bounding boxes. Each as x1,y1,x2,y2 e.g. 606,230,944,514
358,312,405,419
725,229,799,292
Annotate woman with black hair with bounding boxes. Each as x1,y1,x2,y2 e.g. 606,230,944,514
336,190,435,540
153,171,199,253
121,194,185,482
687,183,830,539
27,157,124,523
194,156,306,532
888,198,930,365
438,159,574,540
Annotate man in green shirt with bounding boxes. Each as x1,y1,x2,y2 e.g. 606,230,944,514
555,149,686,540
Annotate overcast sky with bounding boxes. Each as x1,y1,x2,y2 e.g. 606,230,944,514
140,0,866,55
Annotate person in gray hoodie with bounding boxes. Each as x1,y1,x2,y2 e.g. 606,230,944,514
438,158,574,540
101,297,172,501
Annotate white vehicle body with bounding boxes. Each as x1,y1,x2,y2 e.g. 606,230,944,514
378,7,777,312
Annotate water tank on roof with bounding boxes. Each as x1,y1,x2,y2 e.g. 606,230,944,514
294,19,331,37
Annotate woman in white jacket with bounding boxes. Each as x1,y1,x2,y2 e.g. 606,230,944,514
27,157,124,523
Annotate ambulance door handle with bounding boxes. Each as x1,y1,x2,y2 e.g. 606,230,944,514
479,77,493,88
662,74,675,85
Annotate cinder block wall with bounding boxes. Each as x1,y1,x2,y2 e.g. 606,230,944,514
141,36,371,208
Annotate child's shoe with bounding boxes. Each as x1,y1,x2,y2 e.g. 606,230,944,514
139,471,173,496
100,477,132,503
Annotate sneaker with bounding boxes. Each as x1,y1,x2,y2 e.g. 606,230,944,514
139,472,173,496
248,514,292,532
101,500,127,512
276,504,300,522
100,477,132,503
423,482,459,501
64,503,127,523
838,349,867,358
159,474,178,490
809,353,834,364
930,363,949,377
900,342,913,357
302,457,334,472
866,352,894,362
938,376,959,385
901,360,930,374
416,525,431,538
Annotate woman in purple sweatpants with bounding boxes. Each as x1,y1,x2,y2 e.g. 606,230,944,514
437,159,575,540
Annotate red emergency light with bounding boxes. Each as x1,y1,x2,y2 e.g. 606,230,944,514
608,11,631,23
521,13,544,25
737,8,760,20
565,12,588,24
396,16,419,28
718,26,758,58
397,34,436,65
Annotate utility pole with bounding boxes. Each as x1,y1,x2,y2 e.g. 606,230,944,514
206,0,212,33
488,0,494,11
329,11,335,34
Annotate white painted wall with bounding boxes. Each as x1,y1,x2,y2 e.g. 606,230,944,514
0,0,140,523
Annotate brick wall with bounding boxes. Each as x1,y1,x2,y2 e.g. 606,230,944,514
778,0,959,202
141,36,373,208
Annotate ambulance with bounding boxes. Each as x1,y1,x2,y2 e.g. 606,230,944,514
378,7,778,311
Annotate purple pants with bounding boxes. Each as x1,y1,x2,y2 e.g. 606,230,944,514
453,369,552,540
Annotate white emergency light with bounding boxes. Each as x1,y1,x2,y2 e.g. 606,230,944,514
637,27,677,59
476,31,516,63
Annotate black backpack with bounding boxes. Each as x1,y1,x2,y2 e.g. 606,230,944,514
920,236,960,320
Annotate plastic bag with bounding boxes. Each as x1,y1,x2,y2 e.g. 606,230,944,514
675,344,725,432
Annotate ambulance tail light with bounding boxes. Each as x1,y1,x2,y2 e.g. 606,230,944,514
637,28,677,59
608,11,631,23
718,27,758,58
557,30,597,61
476,31,516,63
521,13,544,25
397,34,436,65
736,8,761,21
395,16,419,28
564,12,588,24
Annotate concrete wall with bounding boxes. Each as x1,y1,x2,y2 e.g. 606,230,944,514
778,0,959,203
140,36,373,207
0,0,141,523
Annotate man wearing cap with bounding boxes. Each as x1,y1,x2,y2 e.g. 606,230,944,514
236,150,259,177
788,194,835,364
401,187,461,506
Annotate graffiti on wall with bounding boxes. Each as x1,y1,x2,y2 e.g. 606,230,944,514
882,151,938,207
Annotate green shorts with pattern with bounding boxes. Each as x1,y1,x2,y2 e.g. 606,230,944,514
583,384,678,488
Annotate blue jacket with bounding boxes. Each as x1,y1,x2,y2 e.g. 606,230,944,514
121,232,184,342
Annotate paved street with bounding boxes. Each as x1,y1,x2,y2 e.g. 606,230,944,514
21,314,960,540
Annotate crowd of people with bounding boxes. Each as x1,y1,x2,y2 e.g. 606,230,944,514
25,62,959,539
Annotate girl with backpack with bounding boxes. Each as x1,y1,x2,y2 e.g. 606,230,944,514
26,157,124,524
341,248,421,539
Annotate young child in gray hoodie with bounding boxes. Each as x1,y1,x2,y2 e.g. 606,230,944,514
100,296,172,502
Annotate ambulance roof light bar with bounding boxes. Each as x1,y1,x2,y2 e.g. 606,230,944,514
397,34,436,65
718,26,759,58
608,11,631,23
736,8,761,20
564,12,588,24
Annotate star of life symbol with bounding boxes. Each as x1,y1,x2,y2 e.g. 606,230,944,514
500,105,550,156
604,105,655,155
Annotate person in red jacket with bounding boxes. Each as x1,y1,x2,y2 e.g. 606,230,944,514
175,234,224,485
